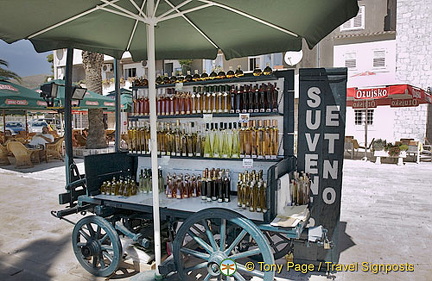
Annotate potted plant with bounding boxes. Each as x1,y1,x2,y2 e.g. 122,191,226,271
373,139,387,157
372,139,386,152
385,142,401,157
399,144,409,157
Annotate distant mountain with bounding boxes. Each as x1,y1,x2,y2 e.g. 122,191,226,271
11,74,51,89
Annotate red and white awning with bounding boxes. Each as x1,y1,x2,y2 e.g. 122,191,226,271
347,84,432,108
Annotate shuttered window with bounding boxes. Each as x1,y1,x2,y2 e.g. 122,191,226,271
355,109,374,125
345,52,357,69
373,50,386,68
341,6,365,31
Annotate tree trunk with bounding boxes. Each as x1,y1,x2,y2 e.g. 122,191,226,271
81,51,107,149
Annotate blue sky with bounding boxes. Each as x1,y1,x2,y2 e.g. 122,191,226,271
0,40,52,77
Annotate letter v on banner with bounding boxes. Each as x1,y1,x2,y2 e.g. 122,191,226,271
297,68,347,263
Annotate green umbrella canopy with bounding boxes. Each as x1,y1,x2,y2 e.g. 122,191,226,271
40,79,116,109
0,0,359,61
0,78,48,110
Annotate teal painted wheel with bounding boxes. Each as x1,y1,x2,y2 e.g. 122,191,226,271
72,216,122,277
173,208,275,280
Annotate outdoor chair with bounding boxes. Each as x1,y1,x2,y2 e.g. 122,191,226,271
45,137,64,163
0,144,10,165
6,141,41,168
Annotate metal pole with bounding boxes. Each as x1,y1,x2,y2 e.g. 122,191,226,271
364,100,368,159
147,0,162,277
114,59,121,152
64,48,74,184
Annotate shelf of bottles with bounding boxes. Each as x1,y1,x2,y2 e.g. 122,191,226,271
99,166,269,215
127,118,280,160
130,81,281,118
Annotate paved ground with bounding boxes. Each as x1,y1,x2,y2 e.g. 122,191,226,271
0,158,431,281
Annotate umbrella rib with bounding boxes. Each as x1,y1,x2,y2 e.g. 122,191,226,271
161,0,219,49
158,2,213,23
126,0,148,51
152,0,161,18
128,0,148,19
197,0,299,37
28,0,121,39
100,0,148,22
157,0,193,20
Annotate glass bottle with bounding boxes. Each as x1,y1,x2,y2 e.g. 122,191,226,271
242,86,248,113
201,69,209,81
211,168,218,201
217,169,224,202
206,169,213,202
216,86,223,113
253,84,260,113
201,169,208,201
237,173,243,207
270,119,279,159
192,70,201,82
229,85,236,114
163,73,170,84
235,86,242,113
272,83,279,112
263,63,273,75
184,71,193,82
184,91,191,115
231,122,240,158
176,72,184,83
209,69,218,80
226,66,235,79
256,120,265,159
211,86,217,113
248,85,255,113
250,120,258,159
259,84,267,113
195,86,202,114
169,72,177,84
212,123,220,158
235,65,244,78
217,69,226,80
223,169,231,203
222,85,230,113
191,87,197,114
156,75,163,85
253,67,262,77
203,123,212,158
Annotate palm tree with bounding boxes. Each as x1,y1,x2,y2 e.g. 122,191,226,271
81,51,107,149
0,59,21,82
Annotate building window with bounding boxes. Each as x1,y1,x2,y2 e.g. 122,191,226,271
249,56,260,71
373,50,386,68
124,68,137,79
355,109,374,125
345,52,357,69
340,6,365,31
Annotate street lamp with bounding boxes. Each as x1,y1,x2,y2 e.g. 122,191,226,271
40,82,87,107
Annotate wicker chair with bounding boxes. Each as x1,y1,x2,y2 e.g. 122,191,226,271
0,144,10,165
7,141,37,168
45,137,64,162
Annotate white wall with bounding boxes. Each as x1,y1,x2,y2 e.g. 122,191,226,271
334,40,398,88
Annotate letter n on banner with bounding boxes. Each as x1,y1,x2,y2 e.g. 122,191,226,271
297,68,347,263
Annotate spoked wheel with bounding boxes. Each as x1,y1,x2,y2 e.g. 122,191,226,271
173,208,275,281
72,215,122,277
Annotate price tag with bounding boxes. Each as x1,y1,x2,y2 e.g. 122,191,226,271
175,82,184,91
203,114,213,122
239,113,250,123
243,158,254,168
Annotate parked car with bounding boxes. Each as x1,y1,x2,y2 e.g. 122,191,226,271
34,118,62,130
28,120,49,133
5,122,26,135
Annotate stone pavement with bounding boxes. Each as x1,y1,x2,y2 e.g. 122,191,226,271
0,158,431,281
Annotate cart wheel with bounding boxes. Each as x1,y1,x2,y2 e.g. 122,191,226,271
72,215,122,277
173,208,275,281
263,231,293,260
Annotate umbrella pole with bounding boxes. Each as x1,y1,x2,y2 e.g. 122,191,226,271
114,59,121,152
64,48,74,184
147,1,162,277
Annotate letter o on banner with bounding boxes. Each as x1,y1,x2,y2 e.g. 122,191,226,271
322,187,336,204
